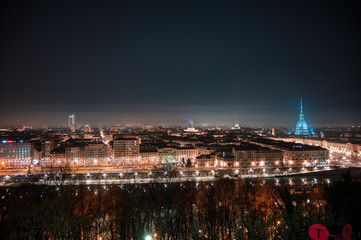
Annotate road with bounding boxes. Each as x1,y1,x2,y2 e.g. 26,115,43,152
1,165,360,186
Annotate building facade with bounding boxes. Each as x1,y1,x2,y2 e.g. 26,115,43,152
0,141,32,168
176,147,198,163
196,154,216,168
68,114,76,132
113,138,140,165
139,150,159,165
232,148,283,168
253,138,329,167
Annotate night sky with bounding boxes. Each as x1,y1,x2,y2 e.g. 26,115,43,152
1,1,360,127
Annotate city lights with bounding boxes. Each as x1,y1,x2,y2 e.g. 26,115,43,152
0,1,360,238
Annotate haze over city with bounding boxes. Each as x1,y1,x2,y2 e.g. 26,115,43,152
1,0,360,127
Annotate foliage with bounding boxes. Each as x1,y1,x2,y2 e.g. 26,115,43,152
186,158,192,167
0,174,360,239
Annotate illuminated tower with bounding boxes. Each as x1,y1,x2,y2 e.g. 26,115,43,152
295,98,311,135
68,114,76,131
189,120,194,128
184,120,198,133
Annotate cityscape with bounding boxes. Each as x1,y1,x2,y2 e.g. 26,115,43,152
1,0,361,239
1,99,361,173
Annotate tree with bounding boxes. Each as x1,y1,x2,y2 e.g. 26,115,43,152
186,158,192,167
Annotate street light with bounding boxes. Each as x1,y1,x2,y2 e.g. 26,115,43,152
145,235,152,240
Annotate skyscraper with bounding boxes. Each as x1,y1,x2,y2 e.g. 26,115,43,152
68,114,76,131
295,98,311,135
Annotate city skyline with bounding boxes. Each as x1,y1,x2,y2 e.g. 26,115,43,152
0,103,359,129
0,98,359,128
1,1,360,127
1,2,361,238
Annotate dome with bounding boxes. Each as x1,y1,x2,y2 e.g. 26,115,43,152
295,118,310,135
295,98,312,136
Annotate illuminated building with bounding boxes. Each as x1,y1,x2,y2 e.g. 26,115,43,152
184,120,199,133
68,114,76,132
83,125,91,133
32,148,42,164
48,143,107,167
253,138,329,166
275,141,330,167
157,147,177,165
113,137,140,165
277,137,359,158
85,143,107,166
231,123,241,130
50,148,66,166
155,147,199,165
295,98,312,135
232,145,283,168
282,148,329,167
215,151,234,168
42,140,55,161
139,150,159,165
176,147,198,163
196,154,216,167
0,141,32,168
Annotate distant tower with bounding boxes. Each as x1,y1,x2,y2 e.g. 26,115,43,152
189,120,194,128
272,128,275,136
295,98,311,135
184,120,198,133
68,114,76,131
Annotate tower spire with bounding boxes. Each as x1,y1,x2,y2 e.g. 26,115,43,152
295,98,311,135
299,98,304,118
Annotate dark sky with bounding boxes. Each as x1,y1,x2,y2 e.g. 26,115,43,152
1,1,360,127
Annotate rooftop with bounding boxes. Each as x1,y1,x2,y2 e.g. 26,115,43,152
253,138,327,151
